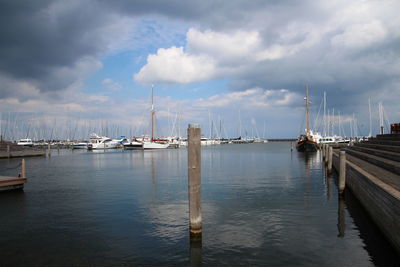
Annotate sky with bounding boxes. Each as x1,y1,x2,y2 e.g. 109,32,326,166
0,0,399,140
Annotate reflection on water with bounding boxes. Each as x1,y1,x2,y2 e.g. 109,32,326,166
190,240,202,267
0,143,398,265
337,195,346,238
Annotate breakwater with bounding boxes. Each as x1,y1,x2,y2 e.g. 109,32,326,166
0,141,46,158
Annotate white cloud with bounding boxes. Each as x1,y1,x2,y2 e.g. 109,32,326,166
331,20,387,49
102,78,122,91
134,46,216,84
195,88,300,108
187,29,263,64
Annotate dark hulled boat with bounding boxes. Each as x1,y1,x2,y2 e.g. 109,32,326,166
296,135,318,152
296,85,318,152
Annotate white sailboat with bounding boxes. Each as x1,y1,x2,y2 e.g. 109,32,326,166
87,133,121,150
142,85,169,150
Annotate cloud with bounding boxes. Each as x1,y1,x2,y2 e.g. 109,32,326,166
331,20,388,49
134,46,216,83
102,78,122,91
195,88,300,109
0,0,123,99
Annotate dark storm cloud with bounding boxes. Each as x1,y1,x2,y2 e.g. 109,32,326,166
0,0,113,96
0,0,294,98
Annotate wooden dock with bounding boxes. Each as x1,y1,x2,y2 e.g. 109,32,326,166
0,141,46,159
0,159,27,191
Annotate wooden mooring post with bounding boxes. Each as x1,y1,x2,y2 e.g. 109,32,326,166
7,145,10,158
327,146,333,174
188,124,202,241
20,159,26,178
339,150,346,193
47,144,51,157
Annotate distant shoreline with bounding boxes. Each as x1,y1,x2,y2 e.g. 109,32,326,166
267,139,296,142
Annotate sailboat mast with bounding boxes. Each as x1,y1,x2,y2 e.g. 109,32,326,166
368,97,372,137
151,85,155,141
323,92,326,136
305,85,310,137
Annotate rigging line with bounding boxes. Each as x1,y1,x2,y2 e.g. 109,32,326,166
299,112,306,136
313,96,324,132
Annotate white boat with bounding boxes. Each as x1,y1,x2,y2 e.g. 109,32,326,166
87,133,121,150
17,138,33,147
123,138,143,150
72,142,88,149
142,85,169,150
143,141,169,149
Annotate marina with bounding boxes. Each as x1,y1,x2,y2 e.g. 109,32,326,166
0,141,399,265
1,1,399,265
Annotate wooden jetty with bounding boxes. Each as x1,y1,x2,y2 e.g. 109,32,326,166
0,141,46,159
0,159,27,191
329,134,400,254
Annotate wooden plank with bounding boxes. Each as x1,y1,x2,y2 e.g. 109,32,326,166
0,175,27,188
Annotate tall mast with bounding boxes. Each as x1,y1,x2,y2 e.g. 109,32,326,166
323,91,326,136
379,102,384,134
368,97,372,137
151,84,154,141
305,85,310,136
332,108,335,136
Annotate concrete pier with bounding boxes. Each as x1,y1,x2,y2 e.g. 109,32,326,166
332,134,400,254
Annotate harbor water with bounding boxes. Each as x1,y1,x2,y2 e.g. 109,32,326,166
0,142,398,266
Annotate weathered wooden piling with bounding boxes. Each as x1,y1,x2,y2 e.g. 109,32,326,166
47,144,51,157
20,159,26,178
339,151,346,193
188,123,202,241
7,145,10,158
327,146,333,173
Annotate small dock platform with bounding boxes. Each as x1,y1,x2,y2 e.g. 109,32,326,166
0,176,27,191
0,159,27,192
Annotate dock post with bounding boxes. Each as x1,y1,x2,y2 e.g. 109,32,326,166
328,146,333,174
322,144,326,160
188,123,202,241
324,145,328,164
47,144,51,157
7,145,10,158
339,150,346,193
21,159,26,178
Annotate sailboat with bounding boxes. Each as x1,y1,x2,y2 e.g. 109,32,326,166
296,85,318,152
143,85,169,150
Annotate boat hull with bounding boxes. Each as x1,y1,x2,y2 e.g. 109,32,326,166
296,140,318,152
123,142,143,150
143,142,169,149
